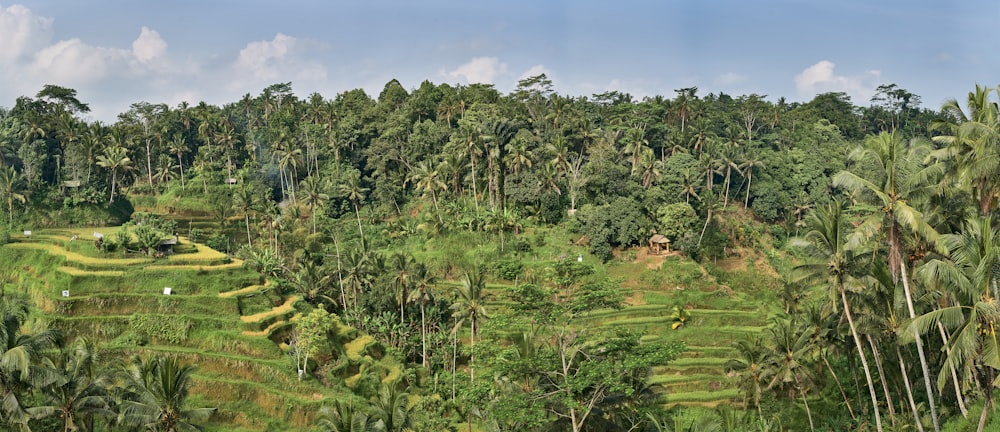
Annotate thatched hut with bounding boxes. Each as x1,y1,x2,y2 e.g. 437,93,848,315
649,234,670,255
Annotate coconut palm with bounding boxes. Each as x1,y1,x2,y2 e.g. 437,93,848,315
0,165,26,225
389,253,414,325
299,176,329,234
338,171,369,249
370,384,411,432
118,356,215,432
725,337,767,423
790,199,883,431
929,84,1000,216
31,338,112,432
316,400,377,432
95,145,133,204
908,216,1000,432
833,130,943,432
408,263,436,368
452,270,489,383
0,296,60,429
232,182,258,247
740,150,764,209
167,134,189,190
762,317,816,431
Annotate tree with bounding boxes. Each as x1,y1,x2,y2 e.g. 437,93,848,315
119,356,216,432
338,170,369,249
389,253,414,325
32,339,112,432
317,400,377,432
232,182,259,247
452,270,488,383
370,384,412,432
167,134,189,190
790,199,884,431
929,84,1000,216
408,263,436,368
0,295,60,429
762,317,816,432
299,176,329,234
95,145,133,204
0,166,26,225
740,150,764,209
908,216,1000,432
833,130,943,432
289,306,337,380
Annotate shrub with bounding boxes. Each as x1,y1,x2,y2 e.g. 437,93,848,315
490,259,523,281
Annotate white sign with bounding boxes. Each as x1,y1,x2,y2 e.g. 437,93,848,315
577,255,583,262
163,287,172,295
61,290,69,297
23,230,31,237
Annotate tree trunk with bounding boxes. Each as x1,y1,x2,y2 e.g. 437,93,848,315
177,154,185,190
841,286,883,431
866,335,896,426
822,350,855,420
421,300,428,368
897,344,926,432
353,202,365,250
109,169,117,204
245,213,253,247
899,261,940,432
936,322,968,418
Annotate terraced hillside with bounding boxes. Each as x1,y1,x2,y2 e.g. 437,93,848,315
0,229,398,431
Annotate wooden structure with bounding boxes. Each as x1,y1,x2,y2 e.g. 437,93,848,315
649,234,670,255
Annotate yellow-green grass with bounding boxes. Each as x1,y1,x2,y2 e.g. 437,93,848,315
650,373,726,386
55,294,239,316
7,242,153,267
220,280,272,298
57,266,126,277
145,260,244,271
344,334,375,361
239,296,301,323
663,388,741,406
242,318,293,337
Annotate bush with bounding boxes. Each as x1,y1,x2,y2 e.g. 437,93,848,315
489,260,523,281
0,231,9,246
206,232,230,253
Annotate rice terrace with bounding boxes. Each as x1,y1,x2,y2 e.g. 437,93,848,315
0,1,998,431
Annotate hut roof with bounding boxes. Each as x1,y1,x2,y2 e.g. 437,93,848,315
650,234,670,244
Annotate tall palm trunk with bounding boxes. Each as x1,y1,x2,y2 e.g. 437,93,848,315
866,335,896,426
899,261,940,432
353,201,365,249
896,345,925,432
420,300,428,368
936,323,968,417
842,286,883,432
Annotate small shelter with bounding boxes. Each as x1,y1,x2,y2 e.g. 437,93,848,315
156,237,178,254
649,234,670,255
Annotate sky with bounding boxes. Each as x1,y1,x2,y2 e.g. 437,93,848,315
0,0,997,122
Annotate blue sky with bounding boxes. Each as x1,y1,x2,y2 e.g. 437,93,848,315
1,1,996,121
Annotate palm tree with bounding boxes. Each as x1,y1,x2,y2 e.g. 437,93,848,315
0,166,26,224
95,145,133,204
32,339,112,432
452,270,488,383
167,134,189,190
338,171,369,249
119,356,216,432
762,317,816,432
929,84,1000,216
232,183,258,247
408,263,436,368
790,199,883,431
0,295,60,429
833,130,943,432
316,400,377,432
725,337,767,423
740,150,764,209
370,384,411,432
299,176,329,234
407,160,446,222
908,216,1000,432
390,253,414,325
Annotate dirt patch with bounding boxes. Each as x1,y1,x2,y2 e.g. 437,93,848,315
625,290,646,306
632,247,681,270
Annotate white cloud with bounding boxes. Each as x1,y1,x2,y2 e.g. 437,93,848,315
445,56,507,84
28,38,128,84
0,4,52,64
794,60,880,101
716,72,746,86
132,26,167,64
518,64,551,81
228,33,327,91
